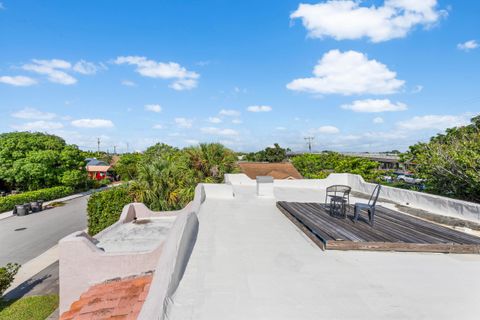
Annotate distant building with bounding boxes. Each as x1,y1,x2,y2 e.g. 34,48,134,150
237,162,302,180
85,158,112,180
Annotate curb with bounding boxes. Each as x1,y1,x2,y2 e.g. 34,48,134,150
0,186,112,221
46,308,59,320
3,245,59,296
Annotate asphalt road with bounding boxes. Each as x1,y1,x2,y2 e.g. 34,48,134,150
0,195,89,266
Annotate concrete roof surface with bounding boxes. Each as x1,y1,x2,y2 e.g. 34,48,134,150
96,217,175,253
167,186,480,320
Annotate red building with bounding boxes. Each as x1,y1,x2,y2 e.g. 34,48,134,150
85,158,112,180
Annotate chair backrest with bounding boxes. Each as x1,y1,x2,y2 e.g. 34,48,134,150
368,184,382,207
326,185,351,197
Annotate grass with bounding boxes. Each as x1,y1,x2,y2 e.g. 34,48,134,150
0,295,58,320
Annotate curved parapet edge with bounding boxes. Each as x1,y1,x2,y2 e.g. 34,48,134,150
59,184,207,314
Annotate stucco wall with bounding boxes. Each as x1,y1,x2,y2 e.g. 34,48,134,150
59,184,206,313
226,173,480,223
138,184,204,320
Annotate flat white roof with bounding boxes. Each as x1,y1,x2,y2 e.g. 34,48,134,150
167,185,480,319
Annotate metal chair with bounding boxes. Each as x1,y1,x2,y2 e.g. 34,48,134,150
353,184,382,226
325,185,351,218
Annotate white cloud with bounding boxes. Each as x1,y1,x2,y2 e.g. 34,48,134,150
396,114,470,131
208,117,222,124
12,121,64,131
291,0,446,43
373,117,384,124
11,107,56,120
121,80,136,87
22,59,77,85
232,119,242,124
0,75,37,86
201,127,239,136
144,104,162,113
219,109,241,117
287,50,404,95
114,56,199,90
315,125,340,134
247,105,272,112
276,126,287,131
457,40,478,52
22,59,100,85
170,78,197,91
0,2,5,10
341,99,407,113
175,117,193,128
153,124,163,129
71,119,114,128
72,60,100,75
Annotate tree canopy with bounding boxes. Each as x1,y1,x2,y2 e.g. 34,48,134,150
291,152,380,181
129,142,238,211
402,116,480,203
0,132,87,191
245,143,290,162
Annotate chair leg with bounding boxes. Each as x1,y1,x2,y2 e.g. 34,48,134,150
370,208,375,226
353,205,359,222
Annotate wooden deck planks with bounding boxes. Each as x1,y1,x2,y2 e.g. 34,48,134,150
276,201,480,254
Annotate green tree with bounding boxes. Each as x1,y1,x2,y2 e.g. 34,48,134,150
245,143,289,162
0,132,87,191
402,116,480,202
292,152,380,181
114,153,143,181
129,143,238,211
185,143,238,183
0,263,20,297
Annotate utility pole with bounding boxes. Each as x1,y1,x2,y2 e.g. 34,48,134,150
304,137,314,153
97,137,100,152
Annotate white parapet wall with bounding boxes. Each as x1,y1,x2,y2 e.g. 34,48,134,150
59,184,207,314
226,173,480,223
346,174,480,222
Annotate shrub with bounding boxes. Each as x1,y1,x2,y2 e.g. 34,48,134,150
0,186,73,212
87,186,134,235
0,263,20,297
60,170,88,190
292,152,381,181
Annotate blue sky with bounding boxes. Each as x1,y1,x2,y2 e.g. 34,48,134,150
0,0,479,152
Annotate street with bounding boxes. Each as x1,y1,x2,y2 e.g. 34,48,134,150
0,195,88,266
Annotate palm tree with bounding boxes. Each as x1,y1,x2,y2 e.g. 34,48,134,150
185,143,238,183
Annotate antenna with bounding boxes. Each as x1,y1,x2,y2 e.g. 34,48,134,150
97,137,100,152
113,145,117,155
304,137,314,153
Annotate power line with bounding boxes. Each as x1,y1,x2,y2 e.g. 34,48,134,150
304,137,314,153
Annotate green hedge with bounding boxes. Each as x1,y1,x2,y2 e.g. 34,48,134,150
0,186,73,212
87,186,134,235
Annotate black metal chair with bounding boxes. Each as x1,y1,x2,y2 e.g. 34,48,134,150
325,185,351,218
353,184,382,226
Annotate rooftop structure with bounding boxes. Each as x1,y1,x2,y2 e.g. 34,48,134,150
60,173,480,319
237,162,303,180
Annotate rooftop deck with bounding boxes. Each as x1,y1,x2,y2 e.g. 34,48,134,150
277,201,480,254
